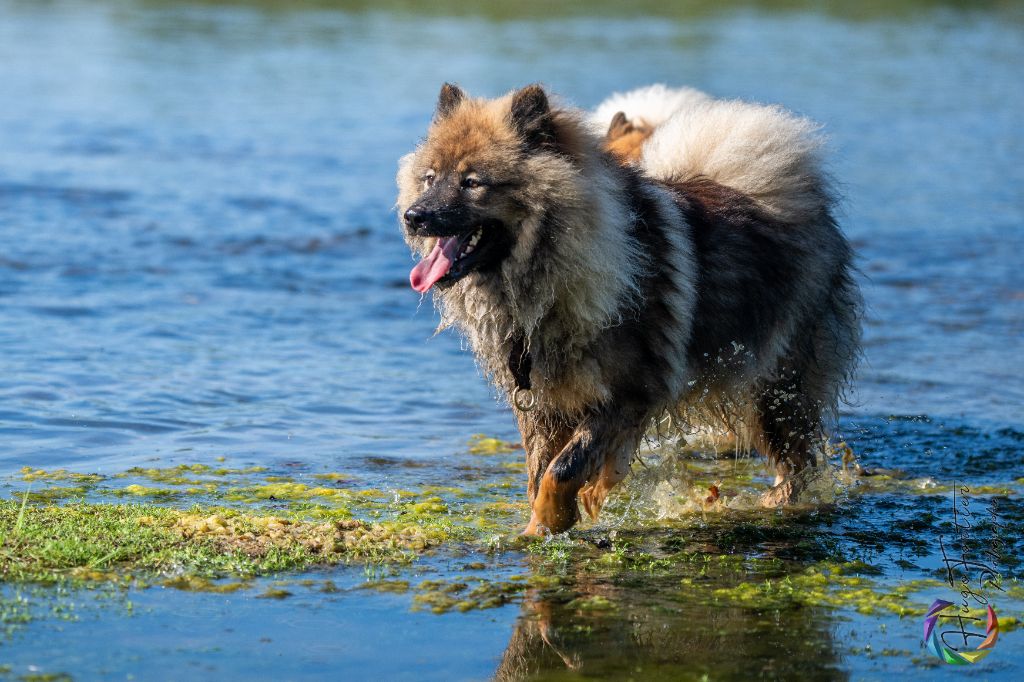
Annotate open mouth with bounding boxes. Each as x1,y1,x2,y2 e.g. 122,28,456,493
410,226,495,292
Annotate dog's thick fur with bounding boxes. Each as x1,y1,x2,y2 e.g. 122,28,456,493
592,84,711,163
397,84,861,534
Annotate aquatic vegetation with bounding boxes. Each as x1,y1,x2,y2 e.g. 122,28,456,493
17,673,74,682
467,434,522,455
22,486,92,504
1,449,526,598
311,472,354,482
19,468,104,484
223,481,351,503
0,500,445,585
358,579,410,594
700,566,944,617
161,576,250,593
2,430,1023,676
409,576,529,614
115,484,183,499
566,594,617,611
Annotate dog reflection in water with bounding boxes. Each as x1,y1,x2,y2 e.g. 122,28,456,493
493,568,842,679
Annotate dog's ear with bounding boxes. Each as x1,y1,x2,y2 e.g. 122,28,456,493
435,83,465,121
509,84,557,150
607,111,632,139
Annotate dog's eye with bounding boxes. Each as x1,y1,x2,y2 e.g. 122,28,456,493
461,177,483,190
422,171,435,188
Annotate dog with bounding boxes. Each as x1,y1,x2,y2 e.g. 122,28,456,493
397,83,861,535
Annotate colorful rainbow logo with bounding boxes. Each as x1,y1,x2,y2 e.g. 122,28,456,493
923,599,999,664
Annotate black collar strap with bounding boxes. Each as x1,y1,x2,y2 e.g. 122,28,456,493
508,333,532,391
509,333,536,411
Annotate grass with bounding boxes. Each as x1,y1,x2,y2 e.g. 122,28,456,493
0,501,447,585
14,487,30,536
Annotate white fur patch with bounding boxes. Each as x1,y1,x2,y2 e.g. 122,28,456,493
589,84,712,135
641,98,830,224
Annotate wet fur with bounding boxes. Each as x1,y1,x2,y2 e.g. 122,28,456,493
397,84,861,534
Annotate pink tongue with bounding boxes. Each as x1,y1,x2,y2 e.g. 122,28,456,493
410,237,460,293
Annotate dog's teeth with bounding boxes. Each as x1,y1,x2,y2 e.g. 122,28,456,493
454,229,483,261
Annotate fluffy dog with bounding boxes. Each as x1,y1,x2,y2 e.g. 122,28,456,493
397,83,861,535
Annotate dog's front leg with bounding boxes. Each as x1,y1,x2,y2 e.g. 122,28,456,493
517,411,573,509
522,411,642,536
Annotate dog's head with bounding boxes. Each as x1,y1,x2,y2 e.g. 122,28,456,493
398,83,584,293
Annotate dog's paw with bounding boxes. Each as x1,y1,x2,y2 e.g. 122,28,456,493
579,481,613,521
759,479,801,507
521,514,550,537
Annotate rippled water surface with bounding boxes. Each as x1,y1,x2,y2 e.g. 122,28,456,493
0,1,1022,679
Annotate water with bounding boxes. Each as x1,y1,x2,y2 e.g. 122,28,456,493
0,0,1022,679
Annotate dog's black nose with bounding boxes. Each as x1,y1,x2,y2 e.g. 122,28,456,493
404,206,431,231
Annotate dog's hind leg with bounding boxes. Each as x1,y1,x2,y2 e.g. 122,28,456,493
755,375,822,507
524,410,644,535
